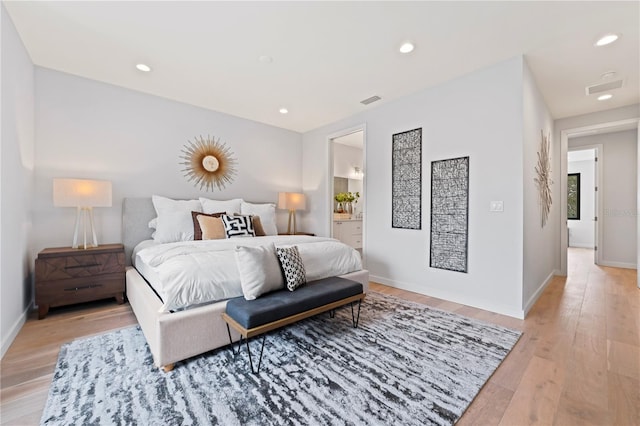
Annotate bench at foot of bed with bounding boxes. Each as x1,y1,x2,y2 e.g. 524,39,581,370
222,276,364,374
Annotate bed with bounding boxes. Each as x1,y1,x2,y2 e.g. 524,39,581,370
122,197,369,371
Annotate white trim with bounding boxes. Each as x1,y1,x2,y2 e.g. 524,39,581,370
560,117,640,276
369,275,525,319
1,303,31,359
599,261,637,270
523,270,557,315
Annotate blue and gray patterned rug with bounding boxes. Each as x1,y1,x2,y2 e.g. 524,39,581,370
41,292,521,425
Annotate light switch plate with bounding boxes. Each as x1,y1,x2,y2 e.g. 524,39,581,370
490,201,504,212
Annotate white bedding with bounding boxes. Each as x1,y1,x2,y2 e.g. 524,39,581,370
133,236,362,312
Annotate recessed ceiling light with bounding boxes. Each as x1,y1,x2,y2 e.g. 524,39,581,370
136,63,151,72
399,42,415,54
259,55,273,64
279,108,288,114
597,94,613,101
595,33,619,47
600,71,617,80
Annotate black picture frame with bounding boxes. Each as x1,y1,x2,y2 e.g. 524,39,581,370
567,173,580,220
391,128,422,230
429,156,469,273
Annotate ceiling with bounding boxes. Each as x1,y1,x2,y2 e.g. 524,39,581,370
4,1,638,133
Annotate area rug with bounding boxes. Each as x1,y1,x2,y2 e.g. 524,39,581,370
41,292,521,425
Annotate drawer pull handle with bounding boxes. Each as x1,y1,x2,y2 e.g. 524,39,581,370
64,284,104,291
65,263,101,269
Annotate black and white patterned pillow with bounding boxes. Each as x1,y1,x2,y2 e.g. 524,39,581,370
221,214,256,238
276,246,306,291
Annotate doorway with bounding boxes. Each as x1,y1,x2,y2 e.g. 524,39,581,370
328,126,366,257
560,118,639,288
567,147,599,263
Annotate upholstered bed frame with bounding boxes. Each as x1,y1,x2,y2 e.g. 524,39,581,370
122,197,369,371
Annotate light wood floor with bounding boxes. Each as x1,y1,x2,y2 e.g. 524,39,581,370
1,248,638,425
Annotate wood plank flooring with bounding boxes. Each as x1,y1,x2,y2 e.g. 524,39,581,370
1,248,638,425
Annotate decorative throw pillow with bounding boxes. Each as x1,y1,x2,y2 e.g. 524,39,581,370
252,216,266,237
276,246,306,291
151,195,202,243
235,244,284,300
240,202,278,235
196,215,227,240
199,197,243,215
192,211,225,240
221,214,256,238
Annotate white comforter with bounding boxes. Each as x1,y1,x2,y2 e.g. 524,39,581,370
135,236,362,312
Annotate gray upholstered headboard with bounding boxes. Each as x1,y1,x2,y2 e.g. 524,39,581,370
122,198,156,265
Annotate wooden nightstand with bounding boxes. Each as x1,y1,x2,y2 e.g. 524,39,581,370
35,244,126,319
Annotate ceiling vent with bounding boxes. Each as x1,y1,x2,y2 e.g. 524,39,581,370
360,95,381,105
585,79,624,95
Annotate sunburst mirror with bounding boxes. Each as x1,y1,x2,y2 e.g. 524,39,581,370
180,135,237,191
534,130,553,228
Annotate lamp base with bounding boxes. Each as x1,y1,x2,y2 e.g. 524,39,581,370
286,209,298,235
72,207,99,249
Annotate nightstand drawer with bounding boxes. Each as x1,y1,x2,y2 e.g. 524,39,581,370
36,251,125,280
37,275,124,308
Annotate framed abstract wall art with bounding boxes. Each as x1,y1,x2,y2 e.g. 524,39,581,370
391,128,422,230
430,156,469,273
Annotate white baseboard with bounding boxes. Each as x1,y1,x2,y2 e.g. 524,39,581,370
369,274,525,319
599,260,637,270
523,270,557,316
1,303,31,359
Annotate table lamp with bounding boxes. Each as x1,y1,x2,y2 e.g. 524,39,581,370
53,178,112,249
277,192,306,235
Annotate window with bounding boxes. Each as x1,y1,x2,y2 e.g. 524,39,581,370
567,173,580,220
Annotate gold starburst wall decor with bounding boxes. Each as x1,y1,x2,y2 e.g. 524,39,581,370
180,135,237,191
534,130,553,228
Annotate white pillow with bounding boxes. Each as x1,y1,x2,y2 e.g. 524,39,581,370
199,197,243,215
151,195,202,243
240,202,277,235
235,243,284,300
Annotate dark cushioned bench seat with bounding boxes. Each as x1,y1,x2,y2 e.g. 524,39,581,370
222,276,365,373
225,276,363,329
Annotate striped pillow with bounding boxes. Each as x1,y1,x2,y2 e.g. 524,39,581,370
221,214,256,238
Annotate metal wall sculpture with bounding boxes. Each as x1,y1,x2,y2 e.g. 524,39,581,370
430,156,469,273
391,128,422,230
534,130,553,228
180,135,237,191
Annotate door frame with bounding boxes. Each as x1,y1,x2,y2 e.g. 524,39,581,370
326,124,367,260
559,117,639,280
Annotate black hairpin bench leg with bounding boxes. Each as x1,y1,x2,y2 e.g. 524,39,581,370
226,324,242,356
246,334,267,374
351,299,362,328
227,323,267,373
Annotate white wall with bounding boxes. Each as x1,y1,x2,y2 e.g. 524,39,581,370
567,157,595,248
333,143,362,179
33,68,303,255
522,60,557,313
303,56,525,318
555,104,639,274
570,130,637,268
1,5,35,358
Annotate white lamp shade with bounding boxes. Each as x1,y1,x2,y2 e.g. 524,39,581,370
53,178,112,207
277,192,306,211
